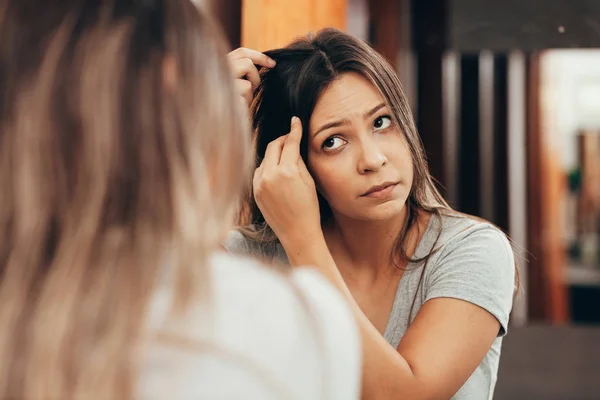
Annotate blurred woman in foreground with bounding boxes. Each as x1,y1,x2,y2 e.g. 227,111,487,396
0,1,360,399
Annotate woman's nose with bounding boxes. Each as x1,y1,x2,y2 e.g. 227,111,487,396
357,138,387,174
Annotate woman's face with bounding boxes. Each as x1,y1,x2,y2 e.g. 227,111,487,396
307,72,413,222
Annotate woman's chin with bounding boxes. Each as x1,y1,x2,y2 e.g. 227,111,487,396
348,198,406,222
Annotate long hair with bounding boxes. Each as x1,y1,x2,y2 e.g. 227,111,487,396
0,0,250,398
239,29,519,310
239,28,449,266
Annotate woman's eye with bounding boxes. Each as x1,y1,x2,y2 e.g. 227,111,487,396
322,136,345,151
373,116,392,131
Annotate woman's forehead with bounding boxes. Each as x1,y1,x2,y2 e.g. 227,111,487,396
310,73,385,126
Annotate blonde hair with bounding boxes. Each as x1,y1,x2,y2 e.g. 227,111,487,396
0,0,250,398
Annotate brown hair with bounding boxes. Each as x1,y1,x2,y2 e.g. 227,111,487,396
0,0,250,398
238,28,519,310
239,28,449,265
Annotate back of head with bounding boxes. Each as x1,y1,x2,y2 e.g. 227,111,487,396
0,0,250,398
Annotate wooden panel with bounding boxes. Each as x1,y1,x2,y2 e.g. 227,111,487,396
241,0,347,51
527,52,569,323
526,53,545,321
542,129,570,324
368,0,401,68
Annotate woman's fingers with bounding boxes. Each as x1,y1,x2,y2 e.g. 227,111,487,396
258,117,302,175
280,117,302,165
228,48,276,107
230,57,261,90
228,47,276,69
228,48,275,89
260,134,288,170
234,79,253,106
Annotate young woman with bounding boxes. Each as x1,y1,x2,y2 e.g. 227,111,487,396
0,2,361,399
227,29,518,399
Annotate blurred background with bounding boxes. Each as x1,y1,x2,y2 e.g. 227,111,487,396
205,0,600,398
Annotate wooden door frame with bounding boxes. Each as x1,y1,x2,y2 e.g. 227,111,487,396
526,52,570,323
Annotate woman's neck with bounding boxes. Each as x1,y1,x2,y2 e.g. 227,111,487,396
324,207,429,275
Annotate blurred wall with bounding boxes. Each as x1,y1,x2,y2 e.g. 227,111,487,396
241,0,347,50
540,50,600,171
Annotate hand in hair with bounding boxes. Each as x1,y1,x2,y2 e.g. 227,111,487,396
253,117,321,249
227,47,276,106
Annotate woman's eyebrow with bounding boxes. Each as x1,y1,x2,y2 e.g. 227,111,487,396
363,103,386,119
312,118,351,138
312,103,387,138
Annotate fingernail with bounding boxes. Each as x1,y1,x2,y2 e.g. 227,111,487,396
268,58,276,67
291,116,299,126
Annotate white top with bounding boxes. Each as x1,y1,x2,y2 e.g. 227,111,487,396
137,251,362,400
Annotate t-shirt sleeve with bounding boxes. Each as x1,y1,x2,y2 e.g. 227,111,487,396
424,225,516,336
290,268,363,400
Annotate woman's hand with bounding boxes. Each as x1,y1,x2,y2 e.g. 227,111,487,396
253,117,321,248
227,47,275,106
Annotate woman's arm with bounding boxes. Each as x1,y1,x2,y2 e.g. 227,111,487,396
286,234,500,400
253,118,508,399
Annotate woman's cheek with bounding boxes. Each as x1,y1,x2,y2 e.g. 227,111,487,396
309,149,353,192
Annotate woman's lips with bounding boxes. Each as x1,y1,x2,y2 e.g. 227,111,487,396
362,182,398,199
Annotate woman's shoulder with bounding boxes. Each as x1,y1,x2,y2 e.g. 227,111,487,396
432,212,513,257
425,212,515,283
212,252,361,398
142,252,361,399
208,251,359,350
208,251,335,323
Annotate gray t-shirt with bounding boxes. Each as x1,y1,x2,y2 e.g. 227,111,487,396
225,213,516,400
